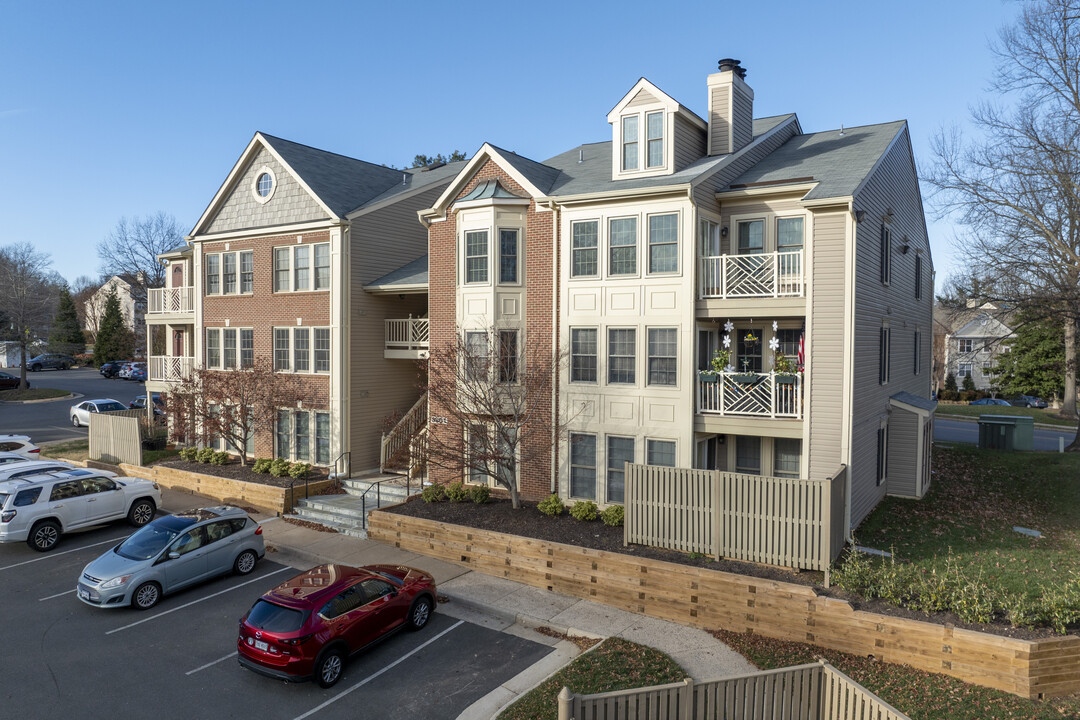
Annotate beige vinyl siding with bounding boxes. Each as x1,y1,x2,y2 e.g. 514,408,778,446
347,183,447,470
693,117,799,208
625,88,659,109
807,209,847,486
206,147,330,233
718,197,805,254
849,126,934,527
886,407,919,497
673,115,707,172
708,85,731,158
732,85,754,152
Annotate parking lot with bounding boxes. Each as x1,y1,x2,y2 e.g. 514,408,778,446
0,521,553,719
0,366,149,443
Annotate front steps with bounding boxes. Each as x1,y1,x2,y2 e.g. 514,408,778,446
286,472,421,539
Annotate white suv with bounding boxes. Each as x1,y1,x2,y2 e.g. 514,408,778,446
0,435,41,459
0,469,161,551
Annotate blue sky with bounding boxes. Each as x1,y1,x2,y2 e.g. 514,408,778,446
1,0,1020,291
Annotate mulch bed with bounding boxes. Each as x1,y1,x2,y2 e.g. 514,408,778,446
387,497,1053,640
158,459,329,488
282,517,339,533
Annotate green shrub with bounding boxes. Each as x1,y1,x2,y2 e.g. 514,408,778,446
600,504,624,527
469,484,491,504
537,494,564,517
269,458,291,478
569,500,598,521
446,480,469,503
210,450,230,466
421,483,445,503
196,447,215,463
179,446,199,462
288,462,311,479
252,458,272,474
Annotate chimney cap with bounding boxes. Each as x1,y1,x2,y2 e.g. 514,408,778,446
717,58,747,79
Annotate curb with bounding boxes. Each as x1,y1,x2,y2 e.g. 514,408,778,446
0,392,79,405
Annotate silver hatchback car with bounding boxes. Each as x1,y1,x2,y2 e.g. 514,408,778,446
77,506,265,610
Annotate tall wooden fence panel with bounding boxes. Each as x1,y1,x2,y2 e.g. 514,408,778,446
624,464,846,571
89,412,142,467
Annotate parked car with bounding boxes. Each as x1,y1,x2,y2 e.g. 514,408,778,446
237,563,436,687
0,467,159,551
129,365,147,382
117,362,136,380
969,398,1012,406
1010,395,1048,409
23,353,75,371
99,362,124,379
0,371,28,391
77,506,264,610
0,451,34,466
129,394,164,413
0,435,41,458
70,399,128,427
0,460,75,481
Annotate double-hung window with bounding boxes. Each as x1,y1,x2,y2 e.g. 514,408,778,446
294,246,310,291
314,244,330,290
499,229,518,284
276,411,291,458
959,338,974,354
498,330,518,383
465,231,488,284
607,328,636,384
735,436,761,475
773,438,801,479
273,329,290,371
646,111,664,168
205,251,252,295
737,220,763,254
647,328,677,386
293,328,310,372
606,436,634,504
621,116,638,171
240,251,254,293
608,217,637,275
314,329,330,373
277,409,331,464
274,243,329,292
465,331,488,381
776,217,804,252
206,327,250,369
205,255,220,295
570,328,597,383
272,326,330,373
647,214,678,273
223,254,237,294
222,329,237,369
240,329,254,368
206,328,221,368
294,412,310,462
646,439,676,467
570,433,596,499
315,412,330,465
571,221,598,277
273,248,290,292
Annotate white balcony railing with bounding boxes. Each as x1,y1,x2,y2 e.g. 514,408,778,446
149,356,194,383
148,287,195,314
697,371,803,419
699,250,804,299
385,318,429,356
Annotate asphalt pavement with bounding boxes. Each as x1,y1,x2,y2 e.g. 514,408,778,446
934,416,1076,450
0,366,145,443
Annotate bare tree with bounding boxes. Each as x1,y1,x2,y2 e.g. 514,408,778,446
424,328,567,509
0,244,59,389
926,0,1080,449
162,357,304,465
97,212,185,305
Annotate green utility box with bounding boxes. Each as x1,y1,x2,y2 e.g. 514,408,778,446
978,415,1033,451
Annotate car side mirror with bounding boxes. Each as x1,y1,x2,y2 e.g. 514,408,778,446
168,551,180,560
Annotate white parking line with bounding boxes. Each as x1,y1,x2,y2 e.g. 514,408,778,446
186,651,238,676
106,567,291,635
292,620,465,720
39,589,76,601
0,536,126,572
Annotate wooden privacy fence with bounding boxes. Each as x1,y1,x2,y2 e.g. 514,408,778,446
624,464,847,574
88,411,143,467
558,660,911,720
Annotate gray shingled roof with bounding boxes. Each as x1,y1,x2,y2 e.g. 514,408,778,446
355,160,470,213
726,121,907,200
259,133,405,218
486,144,563,194
364,255,428,290
890,391,937,413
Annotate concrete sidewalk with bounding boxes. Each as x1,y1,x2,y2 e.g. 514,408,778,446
160,487,754,718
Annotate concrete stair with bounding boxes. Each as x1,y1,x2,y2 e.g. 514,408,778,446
287,473,420,539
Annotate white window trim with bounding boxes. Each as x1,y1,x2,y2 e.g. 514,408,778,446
251,166,277,204
569,219,600,280
204,250,254,296
497,226,522,286
462,228,490,285
615,108,672,179
204,327,254,370
569,326,599,385
607,215,640,278
275,409,332,465
728,210,808,255
272,242,330,293
568,431,598,501
272,325,331,374
645,211,680,276
645,326,679,389
606,326,638,386
604,434,636,505
645,437,678,467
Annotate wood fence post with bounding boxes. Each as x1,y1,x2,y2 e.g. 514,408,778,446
712,469,721,560
680,677,694,720
558,686,573,720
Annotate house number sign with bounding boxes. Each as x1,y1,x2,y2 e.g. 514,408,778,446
430,416,448,425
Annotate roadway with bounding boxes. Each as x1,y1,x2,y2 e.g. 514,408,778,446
934,417,1077,451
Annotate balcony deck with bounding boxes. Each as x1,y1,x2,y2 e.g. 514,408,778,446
147,287,195,320
385,318,429,359
697,371,803,419
698,250,804,300
148,355,194,383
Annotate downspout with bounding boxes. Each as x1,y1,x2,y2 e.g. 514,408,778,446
842,203,856,541
549,200,560,495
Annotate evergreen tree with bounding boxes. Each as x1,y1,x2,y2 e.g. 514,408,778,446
945,373,958,392
962,374,976,392
93,286,134,365
993,314,1066,401
48,288,84,356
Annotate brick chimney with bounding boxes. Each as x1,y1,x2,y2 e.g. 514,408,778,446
707,59,754,156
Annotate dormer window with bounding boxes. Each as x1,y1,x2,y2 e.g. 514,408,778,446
622,116,638,171
646,111,664,168
621,111,666,172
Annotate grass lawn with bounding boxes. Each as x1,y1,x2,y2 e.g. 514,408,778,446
0,387,71,401
714,629,1080,720
142,447,179,465
499,637,685,720
936,403,1078,428
849,445,1080,612
38,439,89,463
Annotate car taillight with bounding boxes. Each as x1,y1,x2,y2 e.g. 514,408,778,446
28,448,39,454
255,525,263,535
1,510,15,523
280,634,313,646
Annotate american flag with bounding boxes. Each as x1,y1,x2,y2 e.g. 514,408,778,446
797,332,805,371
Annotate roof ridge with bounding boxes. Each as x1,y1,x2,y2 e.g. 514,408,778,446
257,132,399,173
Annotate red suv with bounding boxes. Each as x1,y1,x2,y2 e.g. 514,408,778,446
237,563,436,687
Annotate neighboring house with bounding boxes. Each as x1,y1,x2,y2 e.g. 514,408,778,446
934,302,1014,392
145,132,463,471
0,341,29,368
85,275,146,345
417,59,935,532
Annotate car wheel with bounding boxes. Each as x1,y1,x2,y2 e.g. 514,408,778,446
71,415,81,427
30,364,41,372
315,648,345,688
27,520,61,552
407,596,433,631
132,582,161,610
233,549,258,576
127,499,156,527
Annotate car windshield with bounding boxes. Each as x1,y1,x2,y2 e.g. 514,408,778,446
116,516,195,560
247,600,306,632
96,401,127,412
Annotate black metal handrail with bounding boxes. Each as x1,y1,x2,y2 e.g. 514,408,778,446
286,452,351,513
358,475,413,530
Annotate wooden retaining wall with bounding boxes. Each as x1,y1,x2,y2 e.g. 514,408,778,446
119,463,336,514
369,510,1080,700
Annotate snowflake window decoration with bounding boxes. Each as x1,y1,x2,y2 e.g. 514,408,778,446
724,320,734,333
769,336,780,351
722,334,731,348
772,320,779,332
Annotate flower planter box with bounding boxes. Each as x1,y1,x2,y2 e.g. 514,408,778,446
731,374,759,384
775,375,798,385
698,373,719,383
